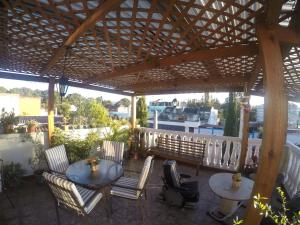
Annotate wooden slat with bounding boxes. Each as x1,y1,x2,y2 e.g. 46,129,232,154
40,0,122,74
244,25,288,225
88,43,258,82
273,26,300,44
265,0,284,26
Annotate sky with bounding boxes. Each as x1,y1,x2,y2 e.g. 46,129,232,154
0,77,298,107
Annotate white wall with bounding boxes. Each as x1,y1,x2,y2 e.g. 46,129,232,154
0,93,20,115
0,132,48,176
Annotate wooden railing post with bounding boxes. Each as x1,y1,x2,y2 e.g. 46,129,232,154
244,25,288,225
47,78,55,145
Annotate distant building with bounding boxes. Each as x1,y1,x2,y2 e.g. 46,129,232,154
256,103,300,127
108,104,130,119
0,93,41,116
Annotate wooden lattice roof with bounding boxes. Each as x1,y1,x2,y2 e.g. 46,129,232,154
0,0,299,100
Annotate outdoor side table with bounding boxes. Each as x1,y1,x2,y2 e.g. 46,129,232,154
66,159,123,218
208,172,254,221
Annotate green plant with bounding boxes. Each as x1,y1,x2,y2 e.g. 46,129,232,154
0,108,19,133
51,128,101,163
104,120,131,148
26,120,38,132
233,187,300,225
136,96,148,127
224,92,239,137
3,162,25,189
28,132,46,172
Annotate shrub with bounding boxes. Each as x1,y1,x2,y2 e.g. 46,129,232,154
51,128,101,163
3,162,25,189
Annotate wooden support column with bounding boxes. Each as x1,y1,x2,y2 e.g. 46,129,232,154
47,79,55,144
244,26,288,225
131,96,137,129
239,91,250,171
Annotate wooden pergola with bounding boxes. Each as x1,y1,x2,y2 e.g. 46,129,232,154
0,0,299,224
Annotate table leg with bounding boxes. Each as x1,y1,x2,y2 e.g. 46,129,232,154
103,186,113,224
208,198,243,221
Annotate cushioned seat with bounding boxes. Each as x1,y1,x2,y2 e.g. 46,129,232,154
43,172,103,217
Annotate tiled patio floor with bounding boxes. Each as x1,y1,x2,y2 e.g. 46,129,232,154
0,158,246,225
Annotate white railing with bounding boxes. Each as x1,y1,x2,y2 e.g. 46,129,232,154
139,128,262,171
281,141,300,198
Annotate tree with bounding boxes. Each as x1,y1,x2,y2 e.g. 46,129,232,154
223,92,239,137
136,96,148,127
0,86,7,93
57,101,71,121
84,100,110,127
102,100,113,109
116,98,130,107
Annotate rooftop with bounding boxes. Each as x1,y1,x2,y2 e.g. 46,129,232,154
0,158,239,225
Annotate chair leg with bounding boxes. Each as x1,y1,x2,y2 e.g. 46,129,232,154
138,198,145,225
144,189,147,200
55,204,61,225
5,192,15,208
196,164,200,176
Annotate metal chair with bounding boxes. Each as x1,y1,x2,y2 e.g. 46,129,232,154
100,140,125,164
0,159,15,208
44,145,69,178
43,172,103,225
111,156,154,223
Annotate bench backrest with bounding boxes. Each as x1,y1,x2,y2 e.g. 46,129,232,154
157,137,206,162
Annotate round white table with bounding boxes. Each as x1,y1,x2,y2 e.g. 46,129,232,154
208,173,254,221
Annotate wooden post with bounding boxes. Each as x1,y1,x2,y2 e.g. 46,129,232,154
131,96,136,129
239,91,250,171
244,26,288,225
48,79,55,144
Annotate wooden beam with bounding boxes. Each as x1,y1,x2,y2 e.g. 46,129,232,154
131,75,246,95
273,26,300,44
40,0,121,74
47,79,55,144
0,71,132,96
244,25,288,225
135,86,244,96
88,43,258,82
239,86,250,171
265,0,284,26
131,96,136,128
127,75,247,91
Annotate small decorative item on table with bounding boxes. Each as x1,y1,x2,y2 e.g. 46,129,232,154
86,157,100,172
232,173,242,190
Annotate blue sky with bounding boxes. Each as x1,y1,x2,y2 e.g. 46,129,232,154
0,77,282,106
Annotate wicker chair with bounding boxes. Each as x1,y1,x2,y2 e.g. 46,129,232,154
44,145,69,179
100,140,125,164
43,172,103,225
111,156,154,223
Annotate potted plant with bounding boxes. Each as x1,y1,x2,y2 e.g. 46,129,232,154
0,108,19,134
26,120,38,133
86,156,100,172
28,134,46,184
3,162,25,189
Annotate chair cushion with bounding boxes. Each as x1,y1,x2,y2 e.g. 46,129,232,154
43,172,102,215
111,177,139,200
45,145,69,174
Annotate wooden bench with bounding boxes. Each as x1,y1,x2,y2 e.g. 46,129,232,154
147,136,206,175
